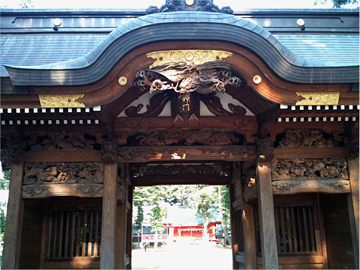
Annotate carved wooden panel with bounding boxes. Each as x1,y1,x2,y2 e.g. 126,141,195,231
131,162,231,178
23,162,104,185
22,184,103,198
115,116,258,143
117,145,256,162
277,129,333,148
272,180,350,194
22,162,104,198
271,158,348,181
133,60,240,95
129,128,244,146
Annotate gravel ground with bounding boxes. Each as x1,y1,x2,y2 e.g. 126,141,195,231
132,243,232,270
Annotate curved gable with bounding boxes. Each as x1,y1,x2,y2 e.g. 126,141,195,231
5,11,359,86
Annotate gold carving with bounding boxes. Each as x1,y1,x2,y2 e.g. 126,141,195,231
147,50,233,68
296,92,340,105
39,94,85,108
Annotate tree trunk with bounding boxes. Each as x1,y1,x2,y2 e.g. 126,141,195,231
203,220,209,243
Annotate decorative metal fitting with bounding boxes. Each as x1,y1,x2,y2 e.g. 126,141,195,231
253,75,262,85
297,18,305,27
118,76,127,86
53,18,62,26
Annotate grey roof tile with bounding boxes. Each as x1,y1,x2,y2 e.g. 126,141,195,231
1,11,358,85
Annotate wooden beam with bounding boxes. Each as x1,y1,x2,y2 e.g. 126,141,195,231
257,255,325,265
272,180,350,195
100,163,117,269
43,258,100,269
2,162,25,269
118,146,256,163
256,161,279,269
22,184,104,198
24,150,102,163
132,175,230,186
274,147,346,159
347,157,359,269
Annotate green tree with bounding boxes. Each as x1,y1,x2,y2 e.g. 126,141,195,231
220,185,231,245
0,209,6,243
0,169,10,245
19,0,33,8
0,171,10,190
196,192,216,241
314,0,359,7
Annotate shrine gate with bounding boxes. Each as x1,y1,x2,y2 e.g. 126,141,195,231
0,1,359,269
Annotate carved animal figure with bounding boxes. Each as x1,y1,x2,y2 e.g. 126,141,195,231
163,129,186,145
101,141,118,163
137,130,164,146
228,103,246,116
48,132,73,150
135,60,240,95
279,130,302,147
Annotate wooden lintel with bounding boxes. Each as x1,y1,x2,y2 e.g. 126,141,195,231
132,175,230,186
115,116,257,131
23,150,102,162
272,180,350,195
118,146,256,163
257,255,325,265
274,147,346,159
22,184,103,198
43,259,100,269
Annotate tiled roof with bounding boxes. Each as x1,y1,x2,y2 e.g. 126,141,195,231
274,34,359,67
0,34,107,77
1,9,358,86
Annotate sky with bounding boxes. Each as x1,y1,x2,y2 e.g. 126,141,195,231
1,0,358,9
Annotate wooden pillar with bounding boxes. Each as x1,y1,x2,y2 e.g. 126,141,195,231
229,182,239,269
243,201,257,269
256,160,278,269
2,162,24,269
115,198,127,269
100,162,118,269
231,164,257,269
347,157,359,269
126,186,133,269
115,163,128,269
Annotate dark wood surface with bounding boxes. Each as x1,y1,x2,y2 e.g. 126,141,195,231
347,158,359,269
100,163,117,269
257,161,279,269
272,180,351,195
320,194,355,269
19,201,44,268
2,162,25,269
